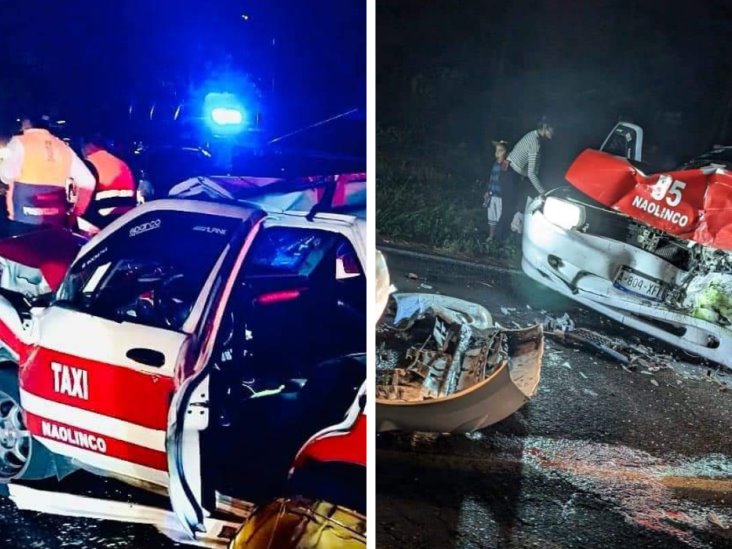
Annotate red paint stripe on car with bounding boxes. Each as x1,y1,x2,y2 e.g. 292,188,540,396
19,347,175,430
0,317,25,358
295,414,367,469
25,412,167,471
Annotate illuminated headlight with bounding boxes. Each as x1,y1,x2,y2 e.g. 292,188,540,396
543,197,586,230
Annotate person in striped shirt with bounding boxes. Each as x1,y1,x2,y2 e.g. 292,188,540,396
507,117,555,232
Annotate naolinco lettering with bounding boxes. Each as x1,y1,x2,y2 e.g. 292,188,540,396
41,420,108,453
631,195,690,228
129,218,161,237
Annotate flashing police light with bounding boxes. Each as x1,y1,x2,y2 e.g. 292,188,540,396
204,92,248,135
211,107,244,126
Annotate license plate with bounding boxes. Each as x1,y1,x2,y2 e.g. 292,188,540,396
614,267,665,301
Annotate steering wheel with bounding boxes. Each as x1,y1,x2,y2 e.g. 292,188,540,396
155,273,192,328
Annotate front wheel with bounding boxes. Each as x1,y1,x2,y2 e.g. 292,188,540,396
0,367,54,481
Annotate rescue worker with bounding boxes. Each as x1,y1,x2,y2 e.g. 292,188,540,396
0,115,95,236
80,136,137,228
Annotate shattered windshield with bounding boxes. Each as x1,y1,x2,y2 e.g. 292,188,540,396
56,210,244,331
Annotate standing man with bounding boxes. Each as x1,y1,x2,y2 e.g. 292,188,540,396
81,136,137,228
0,114,95,235
506,116,555,233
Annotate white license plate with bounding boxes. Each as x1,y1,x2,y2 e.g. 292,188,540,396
614,268,665,301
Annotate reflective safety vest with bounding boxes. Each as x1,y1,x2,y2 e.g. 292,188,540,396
8,129,71,225
85,150,136,220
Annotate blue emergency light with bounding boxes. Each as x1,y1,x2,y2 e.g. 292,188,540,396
210,107,244,126
204,92,246,134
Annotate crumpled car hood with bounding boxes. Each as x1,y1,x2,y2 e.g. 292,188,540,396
566,149,732,250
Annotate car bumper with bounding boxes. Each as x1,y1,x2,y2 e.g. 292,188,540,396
522,199,732,367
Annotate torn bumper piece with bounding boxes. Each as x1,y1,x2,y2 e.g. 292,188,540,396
376,293,543,433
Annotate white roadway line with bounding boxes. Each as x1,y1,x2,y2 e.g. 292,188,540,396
378,244,522,275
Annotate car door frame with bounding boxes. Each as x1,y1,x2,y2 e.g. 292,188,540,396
166,211,366,538
600,122,644,162
18,202,259,490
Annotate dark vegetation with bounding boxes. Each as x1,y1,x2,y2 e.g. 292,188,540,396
377,0,732,264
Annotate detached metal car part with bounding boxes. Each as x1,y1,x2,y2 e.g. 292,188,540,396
523,122,732,368
375,292,543,433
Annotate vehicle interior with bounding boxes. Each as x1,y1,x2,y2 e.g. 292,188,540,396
55,211,242,332
200,225,366,507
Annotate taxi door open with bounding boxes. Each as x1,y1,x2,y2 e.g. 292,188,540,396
18,205,253,489
167,212,366,539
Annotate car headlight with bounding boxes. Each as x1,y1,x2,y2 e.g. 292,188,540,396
542,197,586,230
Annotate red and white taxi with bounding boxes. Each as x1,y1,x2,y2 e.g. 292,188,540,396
0,175,366,546
522,123,732,367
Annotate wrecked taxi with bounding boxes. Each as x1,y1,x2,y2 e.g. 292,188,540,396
375,251,544,433
0,174,366,547
522,122,732,368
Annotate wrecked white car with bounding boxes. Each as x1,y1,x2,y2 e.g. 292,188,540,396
375,255,543,433
522,122,732,368
0,174,367,547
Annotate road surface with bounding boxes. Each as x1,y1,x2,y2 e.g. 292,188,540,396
377,248,732,549
0,474,193,548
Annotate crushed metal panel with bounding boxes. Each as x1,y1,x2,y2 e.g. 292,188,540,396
376,292,543,433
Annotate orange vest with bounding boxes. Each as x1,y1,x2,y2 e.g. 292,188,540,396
85,149,136,218
8,129,71,224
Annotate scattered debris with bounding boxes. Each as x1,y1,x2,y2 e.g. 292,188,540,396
526,304,533,310
562,361,572,370
650,379,660,387
560,494,578,521
705,370,729,392
579,372,588,380
583,388,599,397
418,283,433,290
500,306,517,316
476,281,493,288
543,314,676,371
707,511,728,530
407,272,419,280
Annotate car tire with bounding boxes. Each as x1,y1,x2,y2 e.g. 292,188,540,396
0,365,54,482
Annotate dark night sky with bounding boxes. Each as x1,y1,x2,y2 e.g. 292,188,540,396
377,0,732,180
0,0,365,141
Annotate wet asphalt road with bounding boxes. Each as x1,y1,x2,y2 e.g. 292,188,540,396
377,248,732,549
